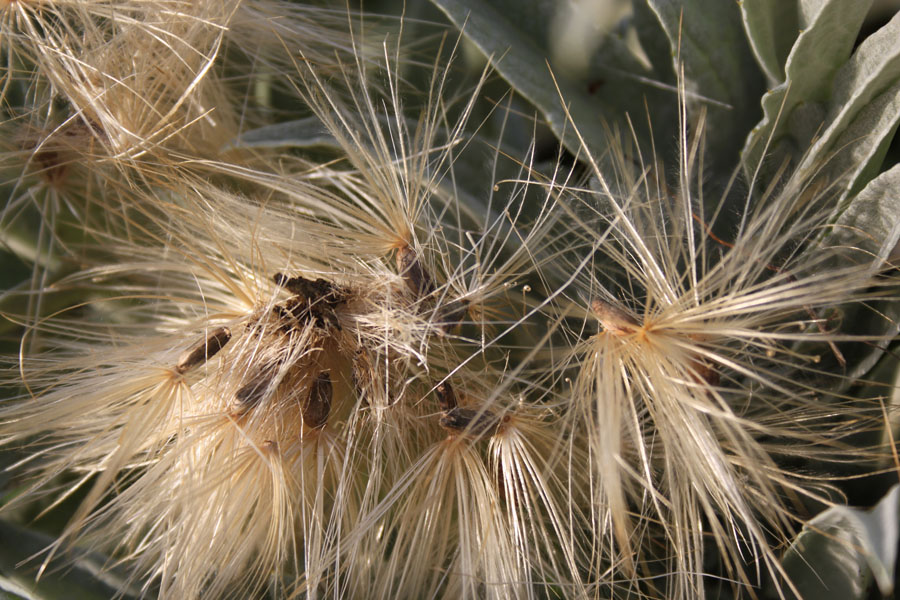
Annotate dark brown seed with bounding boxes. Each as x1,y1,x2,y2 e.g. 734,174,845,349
175,327,232,374
690,359,720,387
438,299,469,332
273,273,340,302
435,381,458,412
235,365,278,409
439,407,498,438
303,372,332,429
396,245,435,297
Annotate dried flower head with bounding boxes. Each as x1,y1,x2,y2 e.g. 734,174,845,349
3,2,898,599
550,96,896,597
0,17,573,598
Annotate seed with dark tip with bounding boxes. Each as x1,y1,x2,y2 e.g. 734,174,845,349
438,298,469,331
439,407,499,438
435,381,458,412
590,299,639,335
235,366,277,409
690,359,720,387
175,327,232,374
303,372,332,429
397,245,435,297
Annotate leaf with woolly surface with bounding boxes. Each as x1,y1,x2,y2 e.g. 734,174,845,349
796,9,900,199
770,484,900,599
645,0,765,172
741,0,799,84
742,0,873,182
428,0,676,161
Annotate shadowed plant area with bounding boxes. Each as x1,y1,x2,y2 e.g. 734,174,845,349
1,0,900,598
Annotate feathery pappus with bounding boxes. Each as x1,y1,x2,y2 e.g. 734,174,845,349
0,17,576,598
549,95,897,598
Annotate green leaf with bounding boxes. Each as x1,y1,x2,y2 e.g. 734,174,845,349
427,0,677,161
742,0,873,181
881,354,900,452
774,485,900,599
632,0,678,85
813,164,900,381
829,163,900,264
740,0,799,84
796,12,900,379
796,10,900,198
645,0,765,171
0,521,135,600
851,349,900,457
830,79,900,201
228,117,335,149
